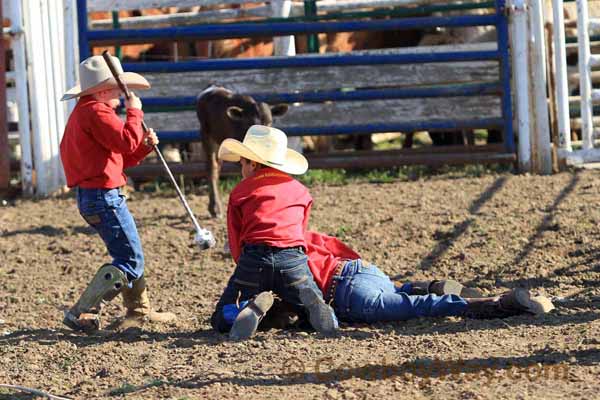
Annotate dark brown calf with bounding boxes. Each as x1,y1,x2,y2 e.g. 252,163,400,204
196,85,288,218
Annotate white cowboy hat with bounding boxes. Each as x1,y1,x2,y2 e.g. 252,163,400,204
61,55,150,101
218,125,308,175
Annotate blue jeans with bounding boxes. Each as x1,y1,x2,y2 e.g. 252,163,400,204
76,187,144,282
211,244,328,333
332,260,468,323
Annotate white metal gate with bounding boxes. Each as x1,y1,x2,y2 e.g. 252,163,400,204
553,0,600,164
4,0,79,196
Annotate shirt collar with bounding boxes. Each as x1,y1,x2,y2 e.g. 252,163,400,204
248,167,289,182
76,95,98,107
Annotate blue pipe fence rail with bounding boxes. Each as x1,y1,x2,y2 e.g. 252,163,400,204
84,14,500,44
76,0,515,169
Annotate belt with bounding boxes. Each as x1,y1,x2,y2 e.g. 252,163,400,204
243,244,304,253
325,261,346,305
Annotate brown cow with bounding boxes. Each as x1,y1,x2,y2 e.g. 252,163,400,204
196,85,288,218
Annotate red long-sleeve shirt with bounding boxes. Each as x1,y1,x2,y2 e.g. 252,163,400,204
305,231,361,294
227,167,312,263
60,95,152,188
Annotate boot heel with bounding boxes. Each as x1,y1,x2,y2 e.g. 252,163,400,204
299,287,338,335
430,280,464,296
230,291,274,341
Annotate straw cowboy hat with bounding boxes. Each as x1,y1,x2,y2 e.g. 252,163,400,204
61,55,150,101
218,125,308,175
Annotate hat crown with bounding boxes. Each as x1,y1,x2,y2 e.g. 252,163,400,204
243,125,288,165
79,55,122,92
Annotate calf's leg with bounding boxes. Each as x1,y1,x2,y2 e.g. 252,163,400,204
204,140,223,219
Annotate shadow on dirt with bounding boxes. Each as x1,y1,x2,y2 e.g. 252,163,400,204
1,307,596,351
136,213,205,228
385,309,600,335
0,394,39,400
494,243,600,291
0,327,224,348
509,172,580,268
1,224,97,238
122,348,593,393
393,172,585,291
391,176,508,278
0,325,376,349
0,393,38,400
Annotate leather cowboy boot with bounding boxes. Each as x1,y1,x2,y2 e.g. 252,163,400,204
230,291,275,340
299,287,338,335
118,275,176,329
63,264,127,332
463,288,534,319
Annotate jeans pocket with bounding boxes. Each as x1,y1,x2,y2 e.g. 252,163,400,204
79,200,108,227
357,262,386,278
280,263,309,288
233,265,261,289
103,190,124,209
81,213,102,226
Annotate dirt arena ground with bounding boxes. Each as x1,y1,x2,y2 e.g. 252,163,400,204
0,169,599,399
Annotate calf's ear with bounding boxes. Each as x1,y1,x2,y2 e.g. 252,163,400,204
226,106,244,121
270,104,289,117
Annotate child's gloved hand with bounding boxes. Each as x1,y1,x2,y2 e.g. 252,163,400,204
144,128,159,147
126,92,142,110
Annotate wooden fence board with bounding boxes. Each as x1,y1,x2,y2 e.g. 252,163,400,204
145,61,498,97
144,44,498,97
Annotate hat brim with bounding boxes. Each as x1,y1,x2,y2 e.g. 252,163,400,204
61,72,150,101
218,138,308,175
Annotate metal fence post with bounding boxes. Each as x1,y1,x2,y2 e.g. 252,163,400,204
0,0,7,189
497,0,515,154
509,0,532,172
577,0,594,150
272,0,302,152
529,0,552,173
304,0,319,53
552,0,572,154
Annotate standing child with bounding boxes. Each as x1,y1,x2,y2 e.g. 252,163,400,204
211,125,337,340
60,55,175,332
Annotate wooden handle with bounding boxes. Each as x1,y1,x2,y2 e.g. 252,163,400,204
101,50,131,100
101,50,148,132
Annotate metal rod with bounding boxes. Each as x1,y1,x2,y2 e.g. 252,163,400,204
0,0,8,190
101,50,214,249
90,1,497,30
496,0,515,154
111,10,122,59
77,0,90,59
304,0,319,53
87,14,500,45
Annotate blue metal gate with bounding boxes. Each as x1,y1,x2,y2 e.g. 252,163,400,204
76,0,514,161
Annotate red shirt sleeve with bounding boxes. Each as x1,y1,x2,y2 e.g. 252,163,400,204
123,141,153,168
227,191,243,263
302,196,312,235
87,105,145,154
